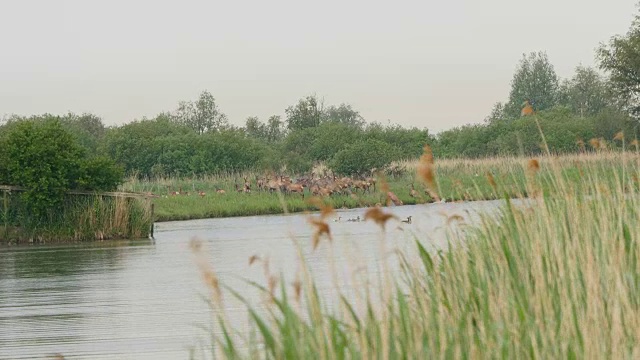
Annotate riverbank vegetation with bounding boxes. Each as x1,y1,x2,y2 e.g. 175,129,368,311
1,190,153,244
0,118,152,244
185,11,640,358
188,133,640,359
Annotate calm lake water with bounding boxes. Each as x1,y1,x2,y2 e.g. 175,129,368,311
0,200,509,359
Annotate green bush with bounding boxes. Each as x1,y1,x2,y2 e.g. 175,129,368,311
329,138,400,176
0,117,124,220
76,156,125,191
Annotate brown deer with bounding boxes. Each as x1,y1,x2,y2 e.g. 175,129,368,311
409,184,419,198
256,176,266,192
267,177,281,193
353,180,370,194
286,183,305,198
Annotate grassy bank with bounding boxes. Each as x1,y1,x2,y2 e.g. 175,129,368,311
0,193,153,244
189,149,640,359
122,151,637,222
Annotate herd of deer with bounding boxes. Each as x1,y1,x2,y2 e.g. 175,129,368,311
166,174,438,207
166,174,379,199
246,174,379,198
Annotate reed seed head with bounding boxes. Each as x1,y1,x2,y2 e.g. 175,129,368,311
613,131,624,141
308,216,332,249
364,207,398,230
306,196,335,219
486,172,497,190
249,255,260,266
527,159,540,174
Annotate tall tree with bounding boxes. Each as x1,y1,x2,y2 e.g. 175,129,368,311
174,90,229,134
244,116,267,140
558,66,610,117
485,102,508,123
285,95,323,131
505,51,560,118
266,115,285,142
322,103,365,128
597,5,640,116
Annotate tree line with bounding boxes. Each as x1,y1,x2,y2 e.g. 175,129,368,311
1,4,639,189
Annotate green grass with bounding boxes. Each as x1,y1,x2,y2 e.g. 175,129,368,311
0,194,153,244
122,151,638,222
188,150,640,359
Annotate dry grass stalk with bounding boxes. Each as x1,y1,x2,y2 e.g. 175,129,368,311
306,196,335,219
527,159,540,174
248,255,260,266
363,207,398,230
292,279,302,302
613,131,624,141
486,172,497,191
446,214,465,225
308,216,332,249
416,144,440,201
189,237,223,304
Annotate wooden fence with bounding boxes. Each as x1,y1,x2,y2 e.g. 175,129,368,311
1,185,158,242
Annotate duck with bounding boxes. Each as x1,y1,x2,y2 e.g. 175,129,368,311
401,216,412,224
347,216,361,222
333,217,342,222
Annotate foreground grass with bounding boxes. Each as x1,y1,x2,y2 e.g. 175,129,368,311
190,150,640,359
123,151,638,222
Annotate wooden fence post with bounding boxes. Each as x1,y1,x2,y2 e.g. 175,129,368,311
150,202,155,239
2,190,7,238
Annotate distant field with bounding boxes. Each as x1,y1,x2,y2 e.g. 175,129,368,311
120,151,638,222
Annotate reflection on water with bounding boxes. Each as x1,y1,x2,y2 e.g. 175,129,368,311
0,200,508,359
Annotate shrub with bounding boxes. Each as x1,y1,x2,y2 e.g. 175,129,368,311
0,118,125,220
329,138,400,176
76,156,125,191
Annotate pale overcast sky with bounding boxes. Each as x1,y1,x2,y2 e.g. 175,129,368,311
0,0,635,133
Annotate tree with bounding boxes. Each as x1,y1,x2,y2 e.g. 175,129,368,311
558,66,610,117
322,103,365,128
60,112,106,152
597,5,640,116
266,115,285,142
174,90,229,134
101,115,193,177
245,116,267,140
0,118,123,220
285,95,323,131
505,51,560,118
77,156,125,192
330,138,400,176
308,122,362,161
485,102,508,123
